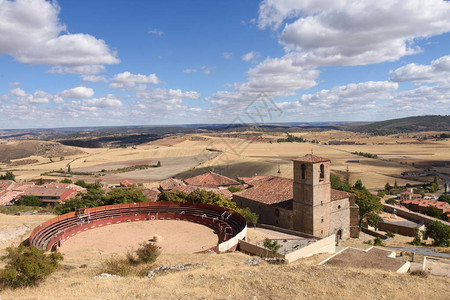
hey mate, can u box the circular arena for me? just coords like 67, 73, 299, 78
29, 201, 247, 253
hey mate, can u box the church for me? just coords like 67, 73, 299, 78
233, 154, 359, 240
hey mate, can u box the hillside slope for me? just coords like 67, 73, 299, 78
350, 115, 450, 135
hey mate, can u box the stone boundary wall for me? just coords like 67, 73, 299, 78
256, 223, 318, 239
383, 204, 450, 226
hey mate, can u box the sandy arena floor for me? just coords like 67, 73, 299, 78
59, 220, 219, 254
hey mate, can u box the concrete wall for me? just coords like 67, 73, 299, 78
284, 234, 335, 263
218, 225, 247, 252
238, 234, 336, 263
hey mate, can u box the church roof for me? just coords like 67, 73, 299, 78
233, 175, 351, 207
292, 154, 330, 163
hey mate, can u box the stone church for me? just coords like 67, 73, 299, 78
233, 154, 359, 239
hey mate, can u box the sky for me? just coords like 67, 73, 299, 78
0, 0, 450, 129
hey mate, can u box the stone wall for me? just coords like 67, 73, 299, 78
329, 197, 350, 239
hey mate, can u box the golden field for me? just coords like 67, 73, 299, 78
1, 130, 449, 189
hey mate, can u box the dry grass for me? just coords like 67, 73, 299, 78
1, 131, 448, 188
0, 251, 449, 299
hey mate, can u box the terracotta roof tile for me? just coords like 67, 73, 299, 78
234, 176, 293, 205
184, 172, 240, 188
159, 178, 186, 191
331, 189, 352, 201
292, 154, 330, 163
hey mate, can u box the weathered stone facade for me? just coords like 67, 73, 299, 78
233, 154, 359, 239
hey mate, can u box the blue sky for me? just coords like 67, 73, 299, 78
1, 0, 450, 129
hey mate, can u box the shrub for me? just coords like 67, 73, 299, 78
98, 257, 132, 277
386, 231, 395, 238
135, 242, 161, 264
385, 198, 398, 205
410, 270, 428, 278
60, 178, 72, 184
15, 195, 42, 207
263, 238, 281, 255
0, 245, 63, 289
373, 237, 383, 246
228, 186, 242, 193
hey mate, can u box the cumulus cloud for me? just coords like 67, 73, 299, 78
49, 65, 106, 75
300, 81, 398, 109
242, 51, 260, 62
148, 28, 164, 36
258, 0, 450, 67
222, 52, 233, 59
81, 75, 108, 82
183, 68, 198, 74
391, 55, 450, 84
0, 0, 119, 71
59, 87, 95, 99
7, 88, 55, 104
109, 71, 162, 89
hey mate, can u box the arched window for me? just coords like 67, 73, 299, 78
301, 164, 306, 179
320, 164, 325, 181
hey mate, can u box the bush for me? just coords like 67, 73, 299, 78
14, 195, 42, 207
373, 237, 383, 246
135, 242, 161, 264
385, 198, 398, 205
60, 179, 72, 183
263, 238, 281, 255
386, 231, 395, 238
99, 257, 133, 277
228, 186, 242, 193
0, 245, 63, 289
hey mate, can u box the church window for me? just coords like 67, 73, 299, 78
301, 164, 306, 179
321, 217, 324, 223
338, 205, 341, 209
320, 164, 325, 181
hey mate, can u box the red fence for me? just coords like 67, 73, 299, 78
29, 201, 247, 252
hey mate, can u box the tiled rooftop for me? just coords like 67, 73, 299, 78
292, 154, 330, 163
184, 171, 240, 188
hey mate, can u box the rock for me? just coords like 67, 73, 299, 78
244, 257, 264, 266
263, 257, 288, 264
93, 273, 120, 279
153, 234, 162, 242
205, 250, 217, 254
146, 263, 207, 279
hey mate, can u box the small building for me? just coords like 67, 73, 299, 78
184, 171, 242, 189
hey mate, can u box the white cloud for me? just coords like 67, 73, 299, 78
0, 0, 119, 71
183, 68, 198, 74
81, 95, 123, 108
49, 65, 106, 75
258, 0, 450, 67
222, 52, 233, 59
391, 55, 450, 84
300, 81, 398, 109
8, 81, 20, 87
109, 71, 162, 89
7, 88, 54, 104
81, 75, 108, 82
242, 51, 260, 62
148, 28, 164, 36
59, 87, 95, 99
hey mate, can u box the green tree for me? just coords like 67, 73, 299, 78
344, 166, 350, 186
384, 182, 391, 192
263, 238, 281, 255
426, 221, 450, 247
102, 187, 147, 205
394, 180, 398, 189
55, 198, 97, 215
330, 174, 350, 192
354, 179, 365, 190
0, 171, 15, 181
74, 180, 87, 188
156, 161, 161, 167
15, 196, 42, 207
60, 179, 72, 184
366, 212, 383, 229
423, 206, 443, 219
353, 188, 383, 224
430, 182, 438, 193
67, 165, 71, 173
438, 194, 450, 204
